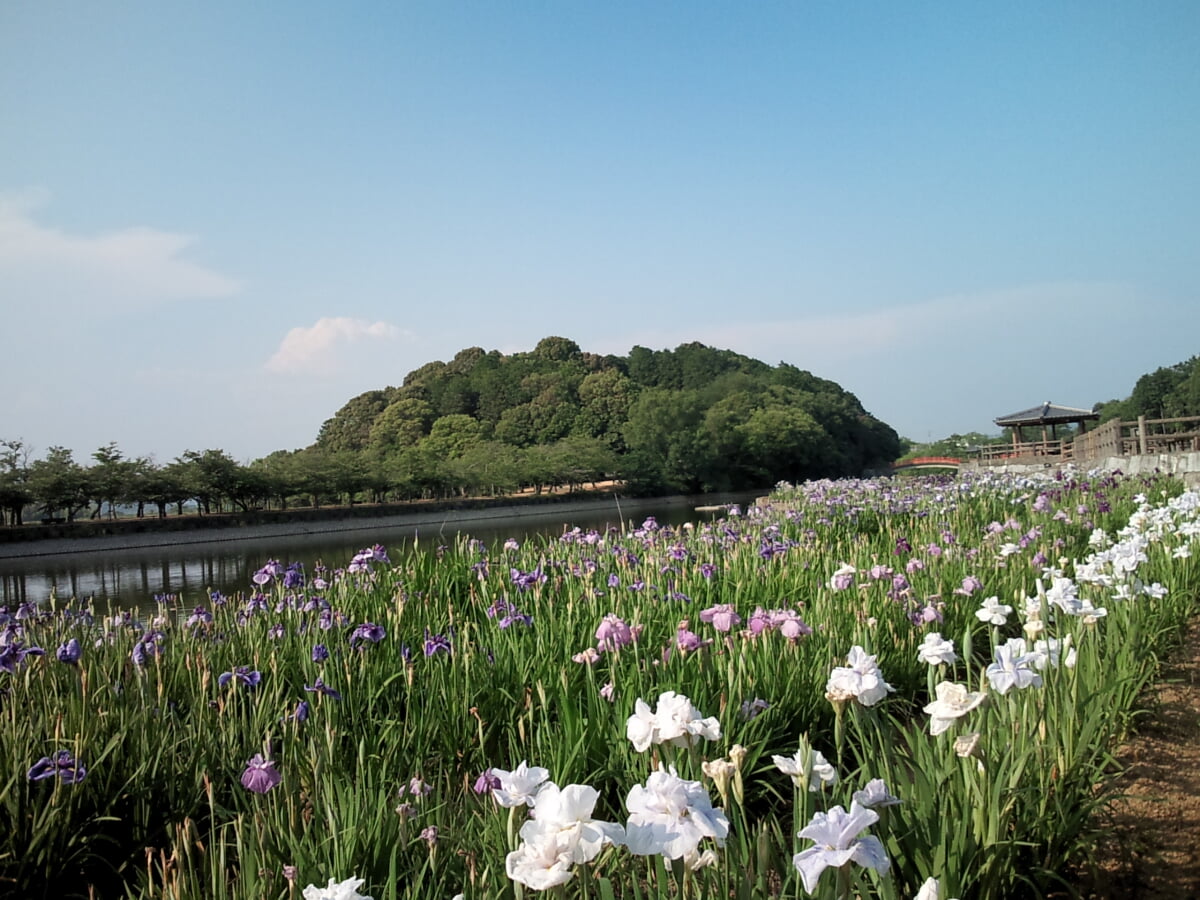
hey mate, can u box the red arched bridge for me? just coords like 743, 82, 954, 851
892, 456, 962, 471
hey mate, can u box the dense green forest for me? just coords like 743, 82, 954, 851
0, 339, 900, 525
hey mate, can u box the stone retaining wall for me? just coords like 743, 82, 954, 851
962, 451, 1200, 488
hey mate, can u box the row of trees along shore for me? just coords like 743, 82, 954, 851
0, 338, 903, 526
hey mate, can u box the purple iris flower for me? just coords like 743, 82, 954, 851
131, 633, 165, 667
28, 750, 87, 784
283, 700, 310, 723
267, 623, 285, 640
775, 610, 813, 641
739, 698, 770, 721
241, 754, 281, 793
185, 607, 213, 629
252, 559, 284, 586
747, 607, 772, 636
312, 643, 329, 662
423, 630, 452, 657
282, 563, 305, 589
675, 625, 710, 653
595, 614, 634, 651
498, 610, 533, 629
489, 598, 532, 628
304, 677, 342, 700
473, 769, 501, 794
699, 603, 741, 633
509, 567, 546, 592
908, 603, 943, 625
956, 576, 984, 596
55, 638, 81, 665
0, 640, 45, 673
349, 622, 385, 648
244, 595, 268, 616
218, 666, 262, 689
894, 537, 912, 554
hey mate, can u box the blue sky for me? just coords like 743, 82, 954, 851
2, 1, 1198, 463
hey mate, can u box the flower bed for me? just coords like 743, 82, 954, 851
2, 469, 1197, 899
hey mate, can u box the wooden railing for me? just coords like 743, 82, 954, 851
975, 440, 1071, 463
972, 415, 1200, 466
1073, 415, 1200, 460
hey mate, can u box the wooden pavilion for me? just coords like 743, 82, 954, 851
993, 401, 1100, 457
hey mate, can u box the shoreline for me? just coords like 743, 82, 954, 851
0, 492, 748, 560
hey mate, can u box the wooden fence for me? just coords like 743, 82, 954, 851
973, 415, 1200, 466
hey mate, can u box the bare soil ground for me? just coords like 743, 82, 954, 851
1085, 619, 1200, 899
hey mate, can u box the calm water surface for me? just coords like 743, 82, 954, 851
0, 494, 757, 613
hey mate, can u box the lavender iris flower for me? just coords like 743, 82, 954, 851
509, 567, 546, 593
55, 638, 81, 665
0, 640, 45, 673
283, 700, 310, 723
349, 622, 385, 648
739, 698, 771, 721
699, 603, 741, 633
424, 630, 452, 657
282, 563, 305, 589
28, 750, 87, 784
312, 643, 329, 662
218, 666, 262, 689
184, 606, 213, 629
473, 770, 501, 794
498, 611, 532, 628
304, 677, 342, 700
252, 559, 284, 586
131, 632, 165, 667
241, 754, 282, 793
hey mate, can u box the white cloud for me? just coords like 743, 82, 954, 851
0, 190, 240, 307
265, 317, 411, 374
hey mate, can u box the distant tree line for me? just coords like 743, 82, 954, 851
896, 432, 1009, 461
1, 338, 901, 526
1093, 356, 1200, 423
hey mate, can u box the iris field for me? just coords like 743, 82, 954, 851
2, 469, 1198, 899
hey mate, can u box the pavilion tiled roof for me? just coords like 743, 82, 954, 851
994, 402, 1100, 427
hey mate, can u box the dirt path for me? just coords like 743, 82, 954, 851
1088, 619, 1200, 899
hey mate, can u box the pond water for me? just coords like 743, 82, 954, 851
0, 492, 760, 613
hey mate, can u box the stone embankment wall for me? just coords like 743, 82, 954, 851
961, 452, 1200, 489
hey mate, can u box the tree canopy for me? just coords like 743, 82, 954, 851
315, 337, 900, 495
3, 338, 903, 523
1094, 356, 1200, 423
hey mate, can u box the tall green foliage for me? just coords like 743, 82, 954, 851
1095, 356, 1200, 422
317, 337, 900, 495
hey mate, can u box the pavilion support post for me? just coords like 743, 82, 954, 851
1138, 415, 1148, 454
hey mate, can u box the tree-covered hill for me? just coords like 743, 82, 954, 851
0, 339, 901, 525
1093, 355, 1200, 422
315, 337, 900, 495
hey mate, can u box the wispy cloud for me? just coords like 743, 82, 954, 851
265, 317, 411, 375
0, 190, 241, 306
